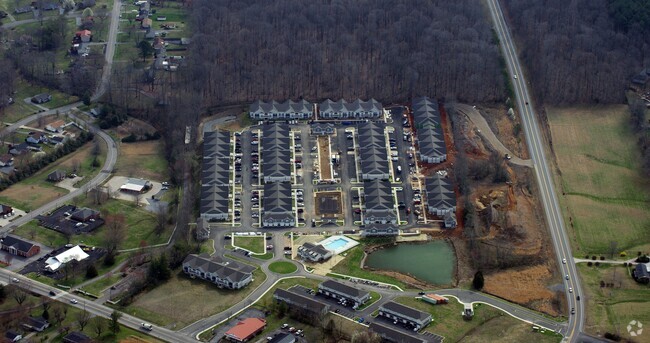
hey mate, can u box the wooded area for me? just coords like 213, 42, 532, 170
186, 0, 505, 106
502, 0, 650, 104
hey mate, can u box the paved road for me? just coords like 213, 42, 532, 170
454, 103, 533, 167
486, 0, 584, 341
0, 270, 189, 342
92, 0, 122, 102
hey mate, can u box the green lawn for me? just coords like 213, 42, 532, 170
548, 106, 650, 255
357, 291, 381, 311
82, 272, 124, 296
13, 198, 171, 250
152, 5, 187, 23
124, 269, 267, 328
394, 296, 511, 342
331, 247, 406, 289
26, 253, 128, 288
268, 261, 298, 274
577, 264, 650, 339
233, 235, 265, 254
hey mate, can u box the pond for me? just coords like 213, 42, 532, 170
365, 240, 455, 285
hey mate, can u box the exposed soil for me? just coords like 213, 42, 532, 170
479, 104, 530, 159
483, 265, 561, 317
318, 136, 332, 180
114, 118, 157, 139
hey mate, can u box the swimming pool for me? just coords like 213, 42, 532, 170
319, 235, 359, 255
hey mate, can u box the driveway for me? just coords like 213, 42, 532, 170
55, 176, 84, 191
453, 103, 533, 167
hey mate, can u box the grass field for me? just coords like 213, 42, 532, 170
548, 106, 650, 254
114, 140, 168, 181
126, 268, 267, 328
13, 198, 170, 250
233, 235, 265, 254
394, 296, 509, 342
577, 264, 650, 339
83, 272, 124, 296
268, 261, 298, 274
331, 247, 407, 289
460, 314, 562, 343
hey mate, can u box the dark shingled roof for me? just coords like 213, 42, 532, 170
1, 235, 37, 254
320, 279, 369, 299
381, 301, 432, 322
369, 322, 430, 343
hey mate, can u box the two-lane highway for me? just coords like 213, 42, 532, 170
486, 0, 585, 341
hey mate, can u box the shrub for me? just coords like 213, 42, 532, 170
587, 262, 593, 266
595, 262, 601, 266
86, 264, 98, 279
592, 255, 597, 260
600, 256, 605, 260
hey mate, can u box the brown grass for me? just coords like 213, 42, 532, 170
114, 140, 168, 180
0, 184, 65, 210
483, 265, 559, 316
318, 136, 332, 180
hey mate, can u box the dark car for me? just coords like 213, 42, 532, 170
418, 292, 425, 295
49, 290, 56, 296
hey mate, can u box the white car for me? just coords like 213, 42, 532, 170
513, 75, 517, 79
562, 258, 566, 264
568, 288, 573, 293
70, 299, 78, 304
11, 277, 19, 283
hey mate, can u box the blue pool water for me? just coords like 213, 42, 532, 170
323, 238, 348, 251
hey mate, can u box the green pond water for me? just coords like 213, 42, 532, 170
365, 241, 455, 285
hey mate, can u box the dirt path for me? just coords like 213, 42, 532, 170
454, 103, 533, 167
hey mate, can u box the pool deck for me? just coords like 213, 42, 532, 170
318, 235, 359, 255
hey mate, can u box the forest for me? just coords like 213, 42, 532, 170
501, 0, 650, 105
186, 0, 506, 107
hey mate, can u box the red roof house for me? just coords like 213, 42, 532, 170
224, 318, 266, 342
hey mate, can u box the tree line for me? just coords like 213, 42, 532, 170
184, 0, 505, 107
501, 0, 650, 104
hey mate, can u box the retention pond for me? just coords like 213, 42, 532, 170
365, 240, 455, 285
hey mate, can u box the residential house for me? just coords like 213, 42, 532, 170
424, 175, 456, 216
262, 182, 294, 227
273, 288, 330, 320
310, 123, 335, 136
412, 97, 447, 164
48, 170, 66, 182
50, 136, 66, 145
633, 264, 649, 284
297, 242, 332, 262
22, 317, 49, 332
182, 254, 254, 290
26, 132, 47, 144
31, 93, 52, 104
14, 6, 32, 14
4, 330, 23, 343
10, 143, 38, 156
318, 280, 370, 307
41, 3, 58, 11
378, 301, 432, 330
200, 130, 231, 221
0, 235, 40, 258
70, 208, 100, 222
223, 318, 266, 343
319, 99, 382, 119
63, 331, 92, 343
0, 154, 13, 167
262, 123, 292, 183
141, 18, 152, 29
75, 30, 92, 43
357, 122, 390, 180
249, 100, 313, 120
152, 37, 165, 54
45, 120, 66, 132
363, 179, 397, 225
0, 204, 11, 217
369, 322, 430, 343
361, 223, 399, 237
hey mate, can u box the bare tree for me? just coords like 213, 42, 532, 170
13, 288, 27, 305
92, 316, 105, 337
104, 214, 127, 256
153, 202, 167, 235
52, 303, 67, 325
76, 309, 90, 331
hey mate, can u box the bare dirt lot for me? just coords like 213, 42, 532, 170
318, 135, 332, 180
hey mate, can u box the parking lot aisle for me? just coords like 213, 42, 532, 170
297, 127, 313, 228
240, 130, 254, 229
335, 127, 355, 227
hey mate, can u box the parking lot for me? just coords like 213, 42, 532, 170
208, 108, 431, 232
